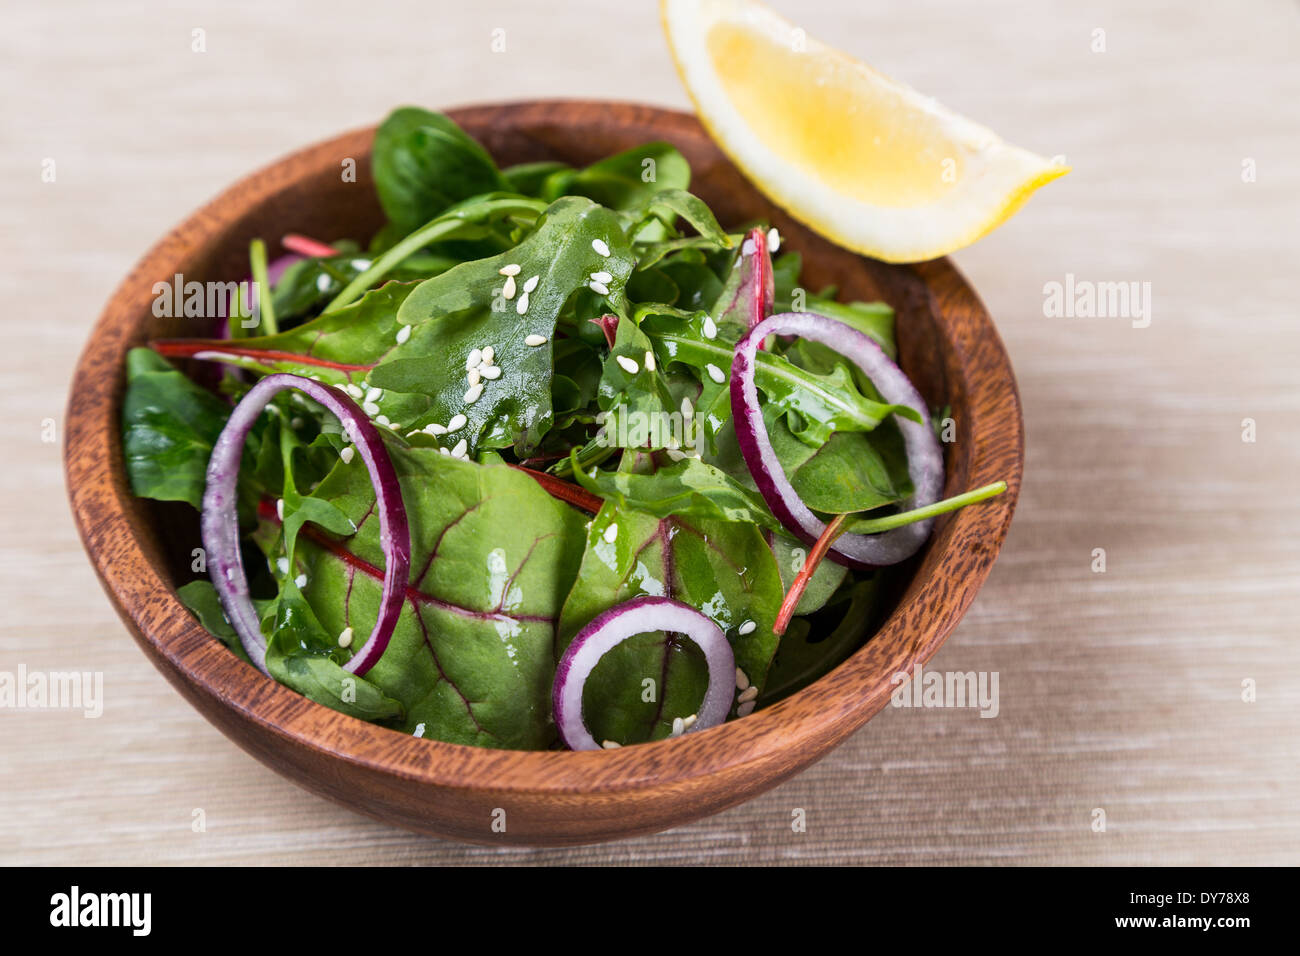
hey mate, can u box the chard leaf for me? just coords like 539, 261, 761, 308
372, 107, 508, 235
556, 503, 784, 745
278, 447, 588, 748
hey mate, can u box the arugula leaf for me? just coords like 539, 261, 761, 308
121, 348, 255, 509
556, 503, 784, 744
372, 107, 508, 235
640, 312, 922, 446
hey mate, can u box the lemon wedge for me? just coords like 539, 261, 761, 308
661, 0, 1068, 262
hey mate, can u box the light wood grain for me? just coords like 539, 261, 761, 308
2, 0, 1297, 864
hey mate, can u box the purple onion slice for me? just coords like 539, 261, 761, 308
201, 373, 410, 676
730, 312, 944, 569
553, 597, 736, 751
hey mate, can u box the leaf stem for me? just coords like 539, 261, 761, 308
322, 197, 546, 314
774, 514, 847, 635
842, 481, 1007, 535
248, 239, 278, 336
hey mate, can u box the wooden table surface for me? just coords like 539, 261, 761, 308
2, 0, 1296, 865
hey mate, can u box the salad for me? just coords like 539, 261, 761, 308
122, 106, 1005, 751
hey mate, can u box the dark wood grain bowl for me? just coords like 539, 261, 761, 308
65, 100, 1023, 846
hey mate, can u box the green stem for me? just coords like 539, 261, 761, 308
248, 239, 278, 336
842, 481, 1008, 535
322, 197, 546, 314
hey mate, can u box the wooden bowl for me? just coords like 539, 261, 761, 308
64, 101, 1023, 845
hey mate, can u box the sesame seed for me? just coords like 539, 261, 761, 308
702, 316, 718, 339
294, 574, 308, 589
481, 365, 502, 380
345, 383, 364, 399
464, 383, 483, 404
591, 270, 613, 283
603, 523, 618, 543
671, 717, 685, 737
665, 448, 687, 461
522, 275, 539, 294
737, 700, 756, 717
376, 414, 391, 426
644, 350, 656, 371
438, 447, 449, 456
735, 667, 750, 691
601, 739, 621, 749
502, 275, 516, 299
742, 237, 756, 256
616, 355, 639, 375
592, 238, 610, 257
482, 346, 495, 363
447, 413, 467, 431
682, 713, 698, 729
362, 401, 380, 416
275, 498, 285, 520
451, 438, 468, 458
524, 334, 547, 347
499, 263, 521, 276
465, 348, 482, 370
589, 281, 610, 296
338, 627, 354, 648
425, 422, 448, 436
413, 723, 426, 738
516, 291, 529, 315
467, 368, 481, 386
386, 421, 399, 430
739, 686, 758, 703
276, 557, 289, 575
738, 619, 757, 635
395, 324, 412, 344
705, 363, 726, 384
366, 387, 383, 403
681, 397, 694, 418
340, 446, 355, 464
767, 227, 781, 252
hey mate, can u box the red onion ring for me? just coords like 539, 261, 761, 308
730, 312, 944, 569
552, 597, 736, 750
201, 373, 410, 676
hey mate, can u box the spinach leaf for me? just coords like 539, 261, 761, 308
121, 348, 253, 509
767, 531, 849, 617
786, 427, 912, 514
555, 142, 691, 211
574, 457, 781, 532
759, 578, 879, 704
556, 502, 784, 745
372, 107, 508, 235
177, 580, 260, 664
374, 197, 636, 454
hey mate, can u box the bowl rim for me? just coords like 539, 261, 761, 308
64, 99, 1023, 798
